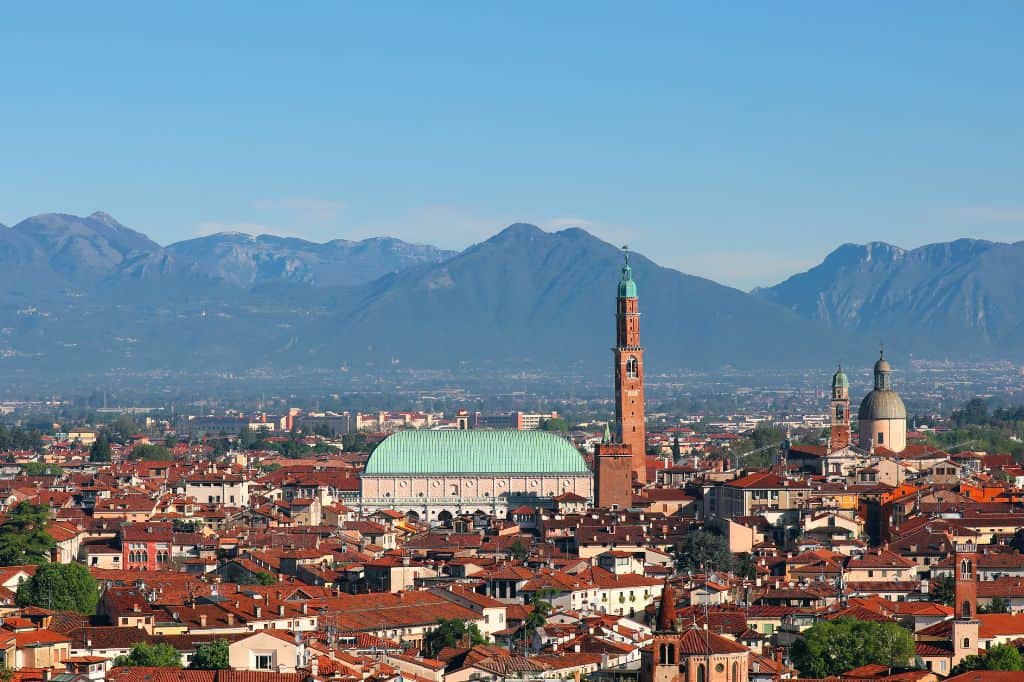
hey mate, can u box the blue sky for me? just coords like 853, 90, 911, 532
1, 2, 1022, 289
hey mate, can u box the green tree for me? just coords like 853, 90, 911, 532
423, 619, 486, 657
790, 618, 915, 678
254, 571, 276, 586
953, 398, 990, 427
524, 591, 553, 637
735, 552, 757, 580
0, 502, 54, 565
980, 596, 1011, 614
951, 643, 1024, 675
19, 462, 62, 476
113, 642, 182, 668
89, 436, 112, 462
932, 575, 955, 606
541, 418, 568, 432
190, 639, 230, 669
508, 538, 530, 562
15, 562, 99, 614
342, 432, 375, 453
677, 530, 734, 573
131, 444, 174, 461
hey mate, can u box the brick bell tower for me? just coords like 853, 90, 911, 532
614, 247, 647, 484
952, 540, 979, 666
830, 364, 851, 451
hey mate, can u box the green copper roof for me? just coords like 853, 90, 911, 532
364, 429, 590, 475
832, 365, 849, 388
618, 252, 637, 299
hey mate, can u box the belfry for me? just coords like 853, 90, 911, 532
613, 248, 647, 483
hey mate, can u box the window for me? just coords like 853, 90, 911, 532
696, 663, 706, 682
878, 432, 884, 445
625, 356, 638, 378
255, 654, 273, 670
963, 637, 971, 649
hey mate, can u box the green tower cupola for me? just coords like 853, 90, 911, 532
617, 247, 637, 299
832, 364, 849, 389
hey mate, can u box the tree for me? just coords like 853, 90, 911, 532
677, 530, 734, 573
89, 436, 112, 462
541, 418, 568, 432
790, 618, 915, 678
508, 538, 530, 562
131, 444, 174, 461
113, 642, 181, 668
953, 398, 990, 427
16, 562, 99, 614
191, 639, 230, 669
735, 553, 757, 580
19, 462, 62, 476
980, 596, 1010, 614
524, 591, 553, 637
951, 643, 1024, 675
254, 571, 276, 586
932, 575, 955, 606
423, 619, 486, 657
0, 502, 54, 565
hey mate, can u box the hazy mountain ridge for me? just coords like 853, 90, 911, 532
755, 238, 1024, 358
0, 211, 1017, 380
166, 232, 457, 288
0, 212, 456, 292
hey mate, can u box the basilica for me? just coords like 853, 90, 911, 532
829, 349, 908, 454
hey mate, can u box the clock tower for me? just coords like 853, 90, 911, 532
614, 248, 647, 484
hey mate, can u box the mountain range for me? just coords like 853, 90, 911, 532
754, 239, 1024, 359
0, 211, 1019, 382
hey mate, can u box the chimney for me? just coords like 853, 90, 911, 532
226, 613, 235, 626
301, 603, 308, 615
279, 604, 285, 617
200, 614, 208, 627
255, 605, 262, 619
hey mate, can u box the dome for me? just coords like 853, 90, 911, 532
618, 263, 637, 299
858, 390, 907, 421
832, 366, 848, 389
364, 429, 590, 475
874, 357, 891, 374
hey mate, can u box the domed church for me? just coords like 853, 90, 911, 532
857, 349, 907, 453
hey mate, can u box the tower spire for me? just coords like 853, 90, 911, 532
613, 245, 646, 483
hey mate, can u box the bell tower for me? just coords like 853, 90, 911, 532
830, 365, 850, 451
614, 247, 647, 484
952, 540, 979, 666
